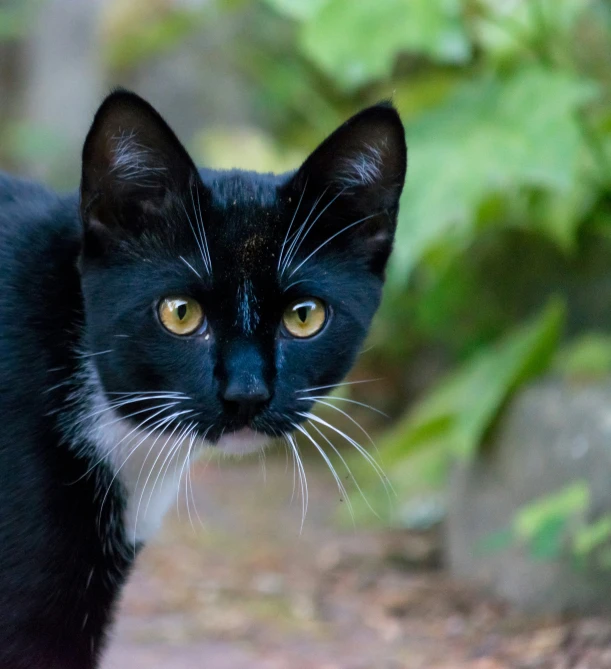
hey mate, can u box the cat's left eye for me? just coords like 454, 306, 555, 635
158, 297, 205, 336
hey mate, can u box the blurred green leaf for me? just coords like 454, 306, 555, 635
514, 481, 589, 540
261, 0, 328, 21
380, 299, 564, 464
514, 481, 589, 560
528, 515, 568, 561
554, 333, 611, 379
390, 67, 598, 280
299, 0, 470, 91
474, 0, 590, 63
573, 513, 611, 557
530, 179, 596, 252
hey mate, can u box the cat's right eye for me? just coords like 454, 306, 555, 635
158, 297, 205, 336
282, 298, 327, 338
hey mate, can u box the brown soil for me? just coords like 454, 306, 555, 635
103, 457, 611, 669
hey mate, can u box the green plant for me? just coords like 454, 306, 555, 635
478, 482, 611, 569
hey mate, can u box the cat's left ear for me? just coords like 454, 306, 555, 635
287, 102, 407, 273
80, 89, 200, 246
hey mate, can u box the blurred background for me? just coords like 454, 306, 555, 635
4, 0, 611, 666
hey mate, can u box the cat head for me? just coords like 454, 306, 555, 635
79, 90, 406, 455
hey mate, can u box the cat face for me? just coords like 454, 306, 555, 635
79, 91, 406, 455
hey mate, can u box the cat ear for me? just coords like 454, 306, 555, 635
80, 89, 199, 244
287, 102, 407, 274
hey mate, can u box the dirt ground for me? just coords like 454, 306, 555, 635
103, 456, 611, 669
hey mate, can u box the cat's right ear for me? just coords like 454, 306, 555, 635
80, 90, 200, 249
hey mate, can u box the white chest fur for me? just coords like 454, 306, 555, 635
85, 396, 196, 544
66, 362, 269, 545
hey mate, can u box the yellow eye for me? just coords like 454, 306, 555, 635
158, 297, 205, 336
282, 298, 327, 338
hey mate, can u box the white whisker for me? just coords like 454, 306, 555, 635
78, 349, 113, 359
299, 395, 388, 418
307, 420, 379, 520
289, 212, 381, 277
301, 398, 384, 460
297, 378, 383, 394
72, 394, 187, 427
280, 187, 328, 276
71, 402, 184, 484
106, 390, 189, 398
278, 177, 308, 272
283, 187, 346, 275
177, 426, 210, 531
180, 198, 209, 276
194, 182, 212, 274
286, 432, 308, 532
143, 421, 194, 519
294, 423, 354, 523
96, 410, 183, 523
94, 401, 180, 432
187, 434, 207, 531
132, 412, 193, 544
179, 256, 202, 279
298, 411, 394, 499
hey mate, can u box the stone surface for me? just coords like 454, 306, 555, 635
447, 378, 611, 614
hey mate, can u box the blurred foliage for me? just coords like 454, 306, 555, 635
554, 333, 611, 380
479, 481, 611, 570
6, 0, 611, 534
100, 0, 203, 69
380, 300, 563, 465
515, 480, 589, 561
0, 0, 40, 41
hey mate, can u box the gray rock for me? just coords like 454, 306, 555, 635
446, 378, 611, 614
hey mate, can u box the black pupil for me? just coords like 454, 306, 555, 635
297, 306, 309, 323
177, 303, 188, 321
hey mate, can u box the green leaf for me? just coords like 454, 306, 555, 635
530, 178, 596, 252
554, 333, 611, 380
528, 516, 568, 561
380, 299, 565, 465
573, 514, 611, 557
514, 481, 589, 540
390, 68, 598, 281
475, 0, 590, 62
299, 0, 470, 90
261, 0, 328, 21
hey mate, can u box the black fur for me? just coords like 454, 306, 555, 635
0, 91, 406, 667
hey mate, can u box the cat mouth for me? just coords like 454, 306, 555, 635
214, 427, 270, 456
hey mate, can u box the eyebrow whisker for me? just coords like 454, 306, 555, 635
179, 255, 202, 279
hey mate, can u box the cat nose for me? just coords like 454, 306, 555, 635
220, 342, 272, 417
222, 378, 271, 408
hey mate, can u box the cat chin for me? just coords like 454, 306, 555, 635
214, 428, 270, 457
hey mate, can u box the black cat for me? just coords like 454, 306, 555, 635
0, 90, 406, 668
